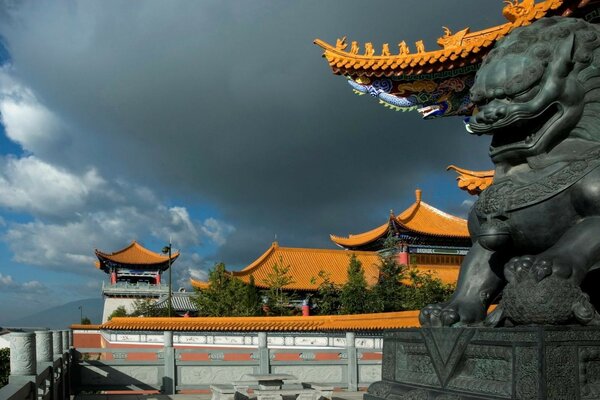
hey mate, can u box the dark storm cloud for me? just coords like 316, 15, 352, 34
0, 1, 502, 267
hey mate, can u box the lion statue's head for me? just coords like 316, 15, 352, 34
469, 17, 600, 163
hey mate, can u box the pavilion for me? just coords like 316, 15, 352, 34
95, 241, 185, 322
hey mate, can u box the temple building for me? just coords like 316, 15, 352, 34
192, 189, 465, 292
330, 189, 469, 282
95, 241, 181, 322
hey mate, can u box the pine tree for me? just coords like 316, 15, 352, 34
262, 258, 297, 315
340, 254, 373, 314
313, 270, 341, 315
371, 250, 406, 312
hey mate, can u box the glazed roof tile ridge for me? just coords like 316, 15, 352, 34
95, 240, 180, 265
314, 0, 565, 77
97, 310, 421, 331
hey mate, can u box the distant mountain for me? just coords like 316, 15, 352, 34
3, 297, 103, 330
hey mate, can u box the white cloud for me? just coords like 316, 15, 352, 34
0, 69, 65, 154
0, 155, 106, 218
201, 217, 235, 246
0, 272, 47, 293
0, 273, 14, 286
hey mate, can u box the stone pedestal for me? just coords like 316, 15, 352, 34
366, 326, 600, 400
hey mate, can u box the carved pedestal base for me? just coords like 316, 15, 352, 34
366, 327, 600, 400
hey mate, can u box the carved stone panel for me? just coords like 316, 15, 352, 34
179, 366, 254, 385
272, 365, 343, 383
371, 327, 600, 400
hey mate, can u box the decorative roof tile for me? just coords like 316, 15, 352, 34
314, 0, 566, 77
97, 311, 421, 331
313, 0, 583, 118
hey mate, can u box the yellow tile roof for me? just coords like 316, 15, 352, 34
95, 241, 180, 267
447, 165, 495, 195
191, 244, 382, 291
97, 311, 421, 331
330, 189, 469, 248
314, 0, 565, 77
190, 242, 460, 291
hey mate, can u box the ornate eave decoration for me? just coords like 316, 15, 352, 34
314, 0, 600, 119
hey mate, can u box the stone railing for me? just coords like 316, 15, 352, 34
73, 331, 380, 394
1, 329, 381, 397
0, 330, 72, 400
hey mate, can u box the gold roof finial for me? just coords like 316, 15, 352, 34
398, 41, 410, 56
335, 36, 347, 50
415, 40, 425, 54
502, 0, 535, 22
437, 26, 470, 49
381, 43, 390, 57
364, 42, 375, 56
350, 41, 359, 55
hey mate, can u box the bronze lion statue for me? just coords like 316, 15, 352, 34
420, 16, 600, 327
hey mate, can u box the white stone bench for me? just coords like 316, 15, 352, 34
211, 384, 237, 400
301, 383, 334, 400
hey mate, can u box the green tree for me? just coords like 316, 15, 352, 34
108, 306, 129, 320
0, 347, 9, 388
262, 258, 296, 316
130, 299, 170, 317
312, 270, 341, 315
371, 250, 406, 312
402, 269, 455, 310
340, 254, 373, 314
240, 275, 263, 316
194, 263, 262, 317
80, 316, 92, 325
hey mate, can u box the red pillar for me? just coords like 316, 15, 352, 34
110, 271, 117, 284
156, 274, 161, 285
302, 300, 310, 316
398, 246, 409, 265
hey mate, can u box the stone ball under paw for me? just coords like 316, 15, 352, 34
501, 276, 581, 325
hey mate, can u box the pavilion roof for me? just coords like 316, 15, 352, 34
314, 0, 569, 78
95, 241, 179, 270
191, 243, 382, 291
330, 189, 469, 248
447, 165, 494, 195
96, 310, 420, 331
